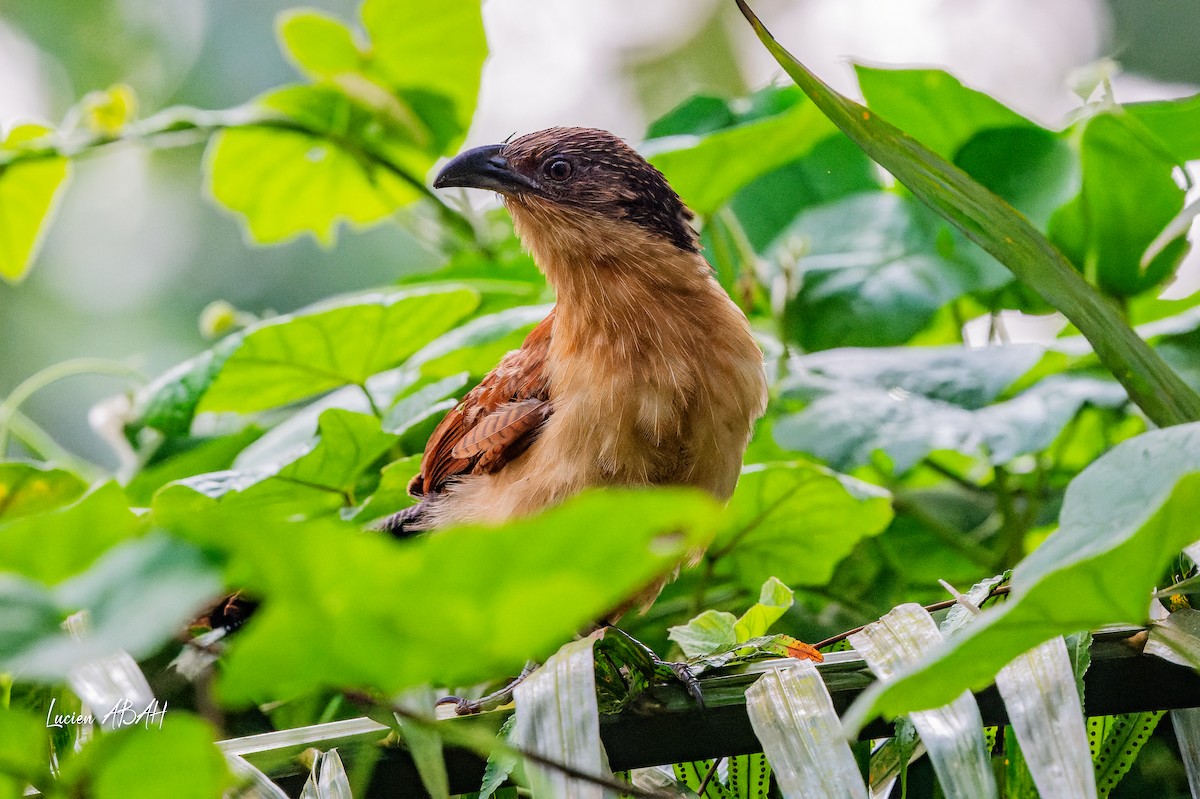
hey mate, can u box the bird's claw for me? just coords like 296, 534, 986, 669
434, 695, 482, 716
665, 660, 705, 709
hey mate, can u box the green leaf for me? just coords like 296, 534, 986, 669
278, 10, 364, 79
0, 708, 49, 792
855, 67, 1036, 159
954, 127, 1079, 228
272, 409, 396, 496
0, 536, 222, 681
0, 462, 87, 522
161, 488, 717, 703
733, 576, 794, 641
207, 85, 425, 245
127, 336, 243, 437
1125, 93, 1200, 163
647, 95, 736, 139
60, 714, 232, 799
360, 0, 486, 132
352, 454, 421, 524
1049, 111, 1188, 297
733, 0, 1200, 427
773, 192, 1010, 350
648, 96, 837, 214
845, 423, 1200, 723
125, 428, 263, 505
713, 462, 892, 591
667, 610, 738, 659
775, 345, 1124, 471
1090, 712, 1164, 798
0, 124, 71, 282
383, 372, 469, 435
0, 482, 143, 584
198, 287, 480, 414
408, 304, 550, 379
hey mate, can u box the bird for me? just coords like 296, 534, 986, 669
381, 127, 768, 554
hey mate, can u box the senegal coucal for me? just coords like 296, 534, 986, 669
382, 127, 768, 544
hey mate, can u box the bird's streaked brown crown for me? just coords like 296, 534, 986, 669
435, 127, 698, 253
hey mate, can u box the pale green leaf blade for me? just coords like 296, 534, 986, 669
667, 610, 738, 659
733, 577, 794, 642
278, 10, 364, 80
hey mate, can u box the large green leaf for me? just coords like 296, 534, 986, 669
157, 487, 717, 702
712, 462, 893, 591
954, 127, 1079, 228
0, 482, 143, 584
845, 423, 1200, 725
855, 67, 1037, 159
0, 708, 48, 796
408, 304, 550, 379
198, 287, 479, 414
0, 462, 87, 522
733, 0, 1200, 427
1049, 111, 1188, 297
206, 85, 426, 245
0, 536, 222, 680
647, 95, 837, 214
0, 124, 71, 283
772, 192, 1010, 350
278, 10, 365, 80
776, 343, 1126, 471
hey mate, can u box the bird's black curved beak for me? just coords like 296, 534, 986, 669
433, 144, 538, 194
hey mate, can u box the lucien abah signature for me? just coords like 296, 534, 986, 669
46, 696, 168, 730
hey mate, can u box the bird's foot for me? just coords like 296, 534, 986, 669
662, 659, 705, 709
436, 661, 538, 716
597, 625, 706, 709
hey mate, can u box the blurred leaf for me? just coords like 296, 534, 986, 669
0, 707, 48, 794
846, 423, 1200, 722
714, 462, 892, 591
856, 67, 1036, 159
728, 134, 880, 251
954, 127, 1079, 227
271, 409, 396, 496
773, 192, 1009, 350
1049, 112, 1188, 297
648, 95, 837, 214
0, 124, 71, 283
279, 10, 364, 79
60, 714, 232, 799
127, 336, 243, 438
158, 487, 717, 703
0, 536, 222, 681
199, 288, 479, 414
668, 610, 737, 659
1125, 93, 1200, 163
361, 0, 486, 133
0, 462, 87, 522
0, 482, 143, 584
300, 747, 355, 799
776, 346, 1124, 471
207, 85, 425, 245
647, 95, 736, 139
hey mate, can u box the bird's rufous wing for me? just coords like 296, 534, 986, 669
410, 310, 555, 497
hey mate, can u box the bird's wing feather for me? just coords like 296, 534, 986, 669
410, 310, 555, 496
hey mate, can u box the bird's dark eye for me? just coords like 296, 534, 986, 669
544, 159, 573, 181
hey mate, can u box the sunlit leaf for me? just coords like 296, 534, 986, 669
1125, 93, 1200, 163
278, 10, 364, 79
0, 124, 71, 282
668, 610, 738, 659
855, 67, 1036, 159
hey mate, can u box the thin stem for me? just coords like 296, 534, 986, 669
811, 585, 1011, 650
6, 410, 102, 478
344, 691, 672, 799
697, 757, 723, 795
0, 358, 145, 456
356, 382, 383, 419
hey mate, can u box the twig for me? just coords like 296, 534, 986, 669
812, 585, 1011, 650
696, 756, 723, 795
343, 691, 675, 799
